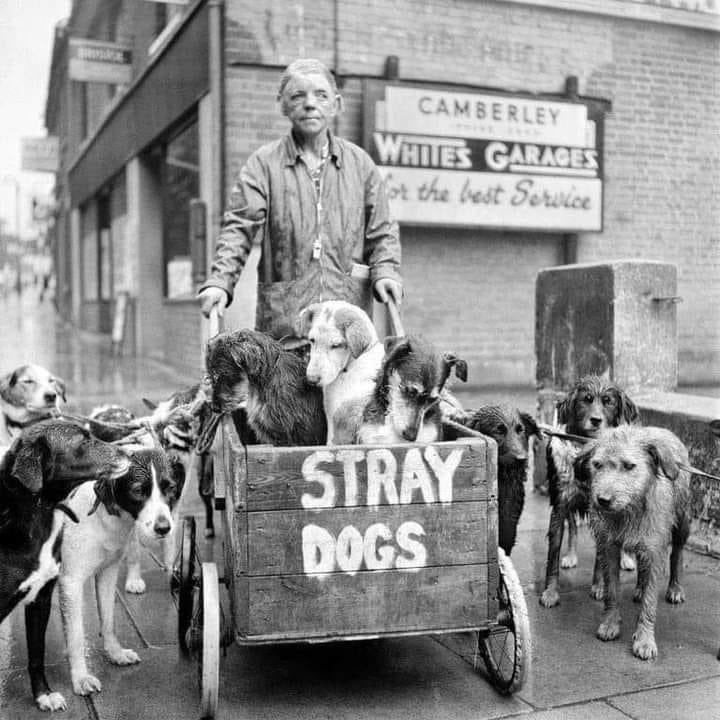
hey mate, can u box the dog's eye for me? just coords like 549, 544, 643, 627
22, 379, 35, 386
404, 386, 418, 398
515, 424, 524, 435
602, 395, 615, 405
584, 394, 593, 403
622, 461, 636, 471
495, 424, 507, 435
330, 342, 345, 350
592, 460, 603, 470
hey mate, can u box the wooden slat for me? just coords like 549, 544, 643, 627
237, 439, 490, 511
234, 564, 488, 639
246, 502, 488, 575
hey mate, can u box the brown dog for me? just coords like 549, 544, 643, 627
575, 425, 691, 660
540, 375, 639, 608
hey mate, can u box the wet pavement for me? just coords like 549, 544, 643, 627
1, 288, 719, 720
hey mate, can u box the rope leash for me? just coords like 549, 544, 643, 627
537, 423, 720, 483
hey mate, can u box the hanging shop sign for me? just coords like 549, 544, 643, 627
363, 81, 605, 232
68, 38, 133, 85
21, 136, 59, 173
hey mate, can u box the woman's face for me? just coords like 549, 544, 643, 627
280, 72, 339, 141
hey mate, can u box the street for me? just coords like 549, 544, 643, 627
0, 288, 719, 720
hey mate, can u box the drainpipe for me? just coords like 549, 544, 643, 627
207, 0, 225, 343
208, 0, 225, 268
561, 75, 579, 265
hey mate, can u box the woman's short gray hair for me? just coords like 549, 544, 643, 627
277, 58, 338, 99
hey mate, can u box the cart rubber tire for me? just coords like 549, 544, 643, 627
177, 515, 196, 653
477, 548, 530, 695
199, 562, 220, 719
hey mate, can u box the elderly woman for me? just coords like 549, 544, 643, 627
198, 58, 402, 343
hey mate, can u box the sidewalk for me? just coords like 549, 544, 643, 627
0, 291, 718, 719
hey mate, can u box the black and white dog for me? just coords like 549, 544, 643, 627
0, 420, 131, 711
58, 448, 184, 697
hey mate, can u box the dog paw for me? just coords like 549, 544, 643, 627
620, 552, 636, 571
124, 576, 146, 594
36, 691, 67, 712
633, 586, 644, 603
597, 615, 621, 641
665, 583, 685, 604
539, 588, 560, 608
632, 630, 658, 660
72, 674, 102, 696
107, 646, 141, 666
589, 583, 605, 601
560, 552, 578, 569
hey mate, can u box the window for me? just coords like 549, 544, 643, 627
162, 119, 199, 298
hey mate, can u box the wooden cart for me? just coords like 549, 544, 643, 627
175, 415, 531, 718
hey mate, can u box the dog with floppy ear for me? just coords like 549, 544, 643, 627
354, 334, 468, 445
0, 364, 67, 446
0, 419, 131, 711
298, 300, 385, 445
574, 425, 691, 660
59, 448, 184, 698
540, 374, 640, 608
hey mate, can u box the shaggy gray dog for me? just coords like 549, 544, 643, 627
574, 425, 691, 660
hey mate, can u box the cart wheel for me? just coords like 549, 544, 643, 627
175, 515, 196, 653
476, 548, 530, 695
198, 562, 220, 719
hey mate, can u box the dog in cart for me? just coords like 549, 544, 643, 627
178, 301, 532, 719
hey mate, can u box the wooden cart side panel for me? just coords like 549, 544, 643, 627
237, 563, 488, 639
247, 503, 488, 575
242, 440, 489, 511
484, 435, 500, 615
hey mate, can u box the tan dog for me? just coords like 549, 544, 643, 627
0, 364, 66, 446
298, 300, 384, 445
575, 425, 691, 660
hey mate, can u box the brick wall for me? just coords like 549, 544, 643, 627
223, 0, 720, 387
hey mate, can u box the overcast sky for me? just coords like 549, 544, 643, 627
0, 0, 72, 238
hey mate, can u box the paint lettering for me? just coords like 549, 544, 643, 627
302, 521, 428, 575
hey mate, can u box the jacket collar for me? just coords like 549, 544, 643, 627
283, 130, 342, 168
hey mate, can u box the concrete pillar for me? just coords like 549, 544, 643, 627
126, 156, 163, 357
70, 208, 81, 324
535, 260, 679, 421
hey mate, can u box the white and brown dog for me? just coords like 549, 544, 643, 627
59, 449, 184, 696
298, 300, 385, 445
0, 364, 66, 447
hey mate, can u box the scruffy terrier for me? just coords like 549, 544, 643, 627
574, 425, 691, 660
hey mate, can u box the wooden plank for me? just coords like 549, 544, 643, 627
234, 564, 488, 639
239, 439, 491, 511
247, 502, 488, 575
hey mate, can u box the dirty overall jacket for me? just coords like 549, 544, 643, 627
200, 132, 401, 341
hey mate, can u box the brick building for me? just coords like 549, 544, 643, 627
45, 0, 719, 386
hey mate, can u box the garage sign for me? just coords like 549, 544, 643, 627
364, 81, 605, 232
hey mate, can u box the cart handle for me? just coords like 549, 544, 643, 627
386, 295, 405, 337
208, 304, 221, 339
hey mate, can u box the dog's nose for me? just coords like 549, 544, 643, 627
402, 428, 418, 442
153, 517, 171, 537
590, 416, 603, 427
44, 392, 57, 404
595, 494, 612, 509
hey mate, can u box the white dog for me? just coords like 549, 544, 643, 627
0, 363, 66, 446
298, 300, 384, 445
59, 449, 182, 696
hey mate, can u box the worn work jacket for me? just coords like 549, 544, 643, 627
199, 131, 401, 340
